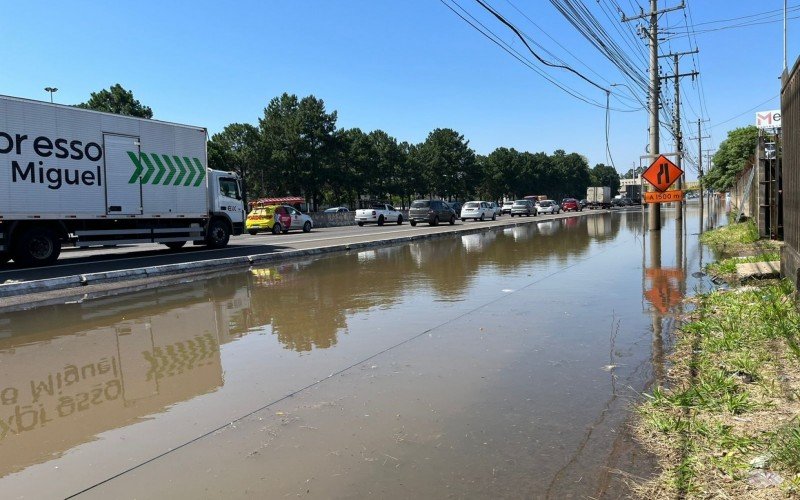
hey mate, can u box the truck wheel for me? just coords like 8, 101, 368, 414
248, 230, 259, 235
377, 216, 385, 226
410, 220, 417, 227
357, 222, 364, 227
164, 241, 187, 250
272, 223, 282, 235
13, 227, 61, 266
303, 221, 312, 233
397, 216, 403, 225
205, 219, 230, 248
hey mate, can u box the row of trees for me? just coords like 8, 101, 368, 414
208, 92, 621, 209
73, 85, 623, 209
704, 126, 759, 192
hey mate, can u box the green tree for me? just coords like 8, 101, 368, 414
589, 163, 621, 194
482, 147, 522, 200
551, 150, 591, 200
417, 128, 476, 200
705, 126, 759, 191
207, 123, 259, 205
259, 93, 338, 210
76, 84, 153, 118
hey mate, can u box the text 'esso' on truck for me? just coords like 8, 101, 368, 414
0, 94, 245, 266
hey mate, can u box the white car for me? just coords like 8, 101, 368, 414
460, 201, 495, 221
487, 202, 503, 217
501, 201, 515, 214
537, 199, 561, 215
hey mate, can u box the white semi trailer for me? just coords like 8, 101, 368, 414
0, 95, 244, 266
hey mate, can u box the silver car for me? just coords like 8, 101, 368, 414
537, 199, 561, 215
510, 200, 536, 217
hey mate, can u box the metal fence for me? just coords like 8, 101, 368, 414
781, 58, 800, 289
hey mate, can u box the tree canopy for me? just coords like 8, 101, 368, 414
590, 163, 621, 194
705, 126, 759, 191
76, 84, 153, 118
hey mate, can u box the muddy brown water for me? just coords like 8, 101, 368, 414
0, 204, 722, 499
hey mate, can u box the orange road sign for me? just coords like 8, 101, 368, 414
642, 155, 683, 192
644, 190, 684, 203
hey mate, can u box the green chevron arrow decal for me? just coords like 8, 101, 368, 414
126, 151, 205, 187
172, 156, 188, 185
192, 157, 206, 187
127, 152, 144, 183
150, 154, 167, 184
162, 155, 177, 185
182, 156, 196, 186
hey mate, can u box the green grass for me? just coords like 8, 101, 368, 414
706, 251, 781, 276
700, 220, 759, 248
636, 280, 800, 496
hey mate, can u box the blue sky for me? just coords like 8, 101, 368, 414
1, 1, 795, 180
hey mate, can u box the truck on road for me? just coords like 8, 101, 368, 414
625, 184, 642, 205
355, 203, 403, 226
0, 95, 244, 266
586, 186, 611, 209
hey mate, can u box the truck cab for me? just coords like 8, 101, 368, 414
208, 170, 245, 240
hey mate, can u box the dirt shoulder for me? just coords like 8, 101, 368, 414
633, 222, 800, 498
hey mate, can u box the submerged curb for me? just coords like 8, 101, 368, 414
0, 209, 613, 299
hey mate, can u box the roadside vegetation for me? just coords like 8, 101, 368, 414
635, 223, 800, 498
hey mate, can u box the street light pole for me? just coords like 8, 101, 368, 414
44, 87, 58, 103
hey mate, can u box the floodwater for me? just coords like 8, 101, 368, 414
0, 202, 724, 499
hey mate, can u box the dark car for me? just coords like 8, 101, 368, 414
561, 198, 581, 212
579, 199, 588, 208
448, 201, 463, 215
611, 197, 632, 207
409, 199, 457, 226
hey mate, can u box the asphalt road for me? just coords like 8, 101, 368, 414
0, 209, 627, 284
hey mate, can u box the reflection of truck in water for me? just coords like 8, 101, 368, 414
0, 281, 250, 478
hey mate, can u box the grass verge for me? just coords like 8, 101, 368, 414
634, 219, 800, 497
700, 220, 780, 259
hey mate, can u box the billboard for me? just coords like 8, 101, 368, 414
756, 110, 781, 129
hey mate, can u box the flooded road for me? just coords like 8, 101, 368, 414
0, 203, 723, 499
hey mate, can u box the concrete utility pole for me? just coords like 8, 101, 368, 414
690, 119, 710, 214
658, 49, 698, 221
623, 0, 685, 230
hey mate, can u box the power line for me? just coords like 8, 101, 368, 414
711, 94, 780, 129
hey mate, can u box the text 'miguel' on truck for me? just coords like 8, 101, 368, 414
0, 94, 245, 266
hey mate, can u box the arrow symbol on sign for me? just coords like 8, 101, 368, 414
182, 156, 196, 186
657, 162, 670, 185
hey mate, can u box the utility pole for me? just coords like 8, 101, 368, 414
658, 49, 698, 221
623, 0, 684, 231
689, 119, 710, 214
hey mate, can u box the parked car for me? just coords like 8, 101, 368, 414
355, 203, 403, 226
537, 200, 561, 215
510, 199, 536, 217
611, 196, 633, 207
579, 199, 589, 209
561, 198, 581, 212
460, 201, 495, 221
448, 201, 463, 215
246, 205, 313, 235
487, 201, 503, 217
323, 206, 349, 213
409, 199, 457, 226
501, 201, 515, 214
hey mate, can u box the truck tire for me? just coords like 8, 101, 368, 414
164, 241, 187, 250
205, 219, 230, 248
303, 221, 312, 233
13, 227, 61, 266
397, 216, 403, 225
377, 216, 385, 226
272, 223, 282, 235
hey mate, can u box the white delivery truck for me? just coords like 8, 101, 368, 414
586, 186, 611, 209
0, 95, 244, 266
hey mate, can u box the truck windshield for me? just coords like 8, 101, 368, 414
219, 178, 241, 200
